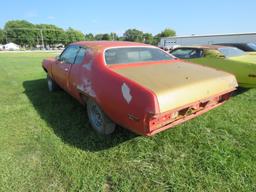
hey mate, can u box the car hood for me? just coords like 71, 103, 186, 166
229, 55, 256, 64
112, 62, 237, 113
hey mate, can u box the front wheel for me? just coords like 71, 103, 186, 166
87, 99, 116, 135
47, 75, 59, 92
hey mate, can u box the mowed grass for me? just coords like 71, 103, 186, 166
0, 52, 255, 192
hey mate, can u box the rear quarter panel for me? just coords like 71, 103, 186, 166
92, 53, 159, 135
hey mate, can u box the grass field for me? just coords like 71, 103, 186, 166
0, 52, 255, 192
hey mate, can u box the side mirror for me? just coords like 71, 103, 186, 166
55, 56, 61, 61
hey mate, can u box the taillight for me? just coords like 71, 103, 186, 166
147, 93, 232, 131
148, 112, 178, 130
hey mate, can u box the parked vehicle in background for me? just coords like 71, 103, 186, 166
4, 42, 20, 51
42, 41, 237, 136
216, 43, 256, 54
170, 45, 256, 88
159, 32, 256, 50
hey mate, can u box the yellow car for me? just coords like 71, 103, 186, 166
216, 43, 256, 55
170, 45, 256, 88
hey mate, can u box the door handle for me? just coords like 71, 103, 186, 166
64, 68, 69, 72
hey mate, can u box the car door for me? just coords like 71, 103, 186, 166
52, 45, 80, 91
68, 47, 91, 100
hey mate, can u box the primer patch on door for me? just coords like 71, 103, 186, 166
77, 79, 96, 97
121, 83, 132, 104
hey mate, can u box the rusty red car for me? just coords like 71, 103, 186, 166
42, 41, 238, 136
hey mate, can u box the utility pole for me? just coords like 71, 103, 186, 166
40, 29, 45, 49
5, 30, 8, 43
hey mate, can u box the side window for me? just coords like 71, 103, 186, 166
74, 47, 87, 64
60, 46, 80, 64
190, 49, 203, 58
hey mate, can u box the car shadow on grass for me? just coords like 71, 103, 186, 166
232, 87, 250, 97
23, 79, 137, 152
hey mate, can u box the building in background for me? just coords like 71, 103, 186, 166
159, 32, 256, 50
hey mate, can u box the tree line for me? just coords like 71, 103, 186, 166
0, 20, 176, 48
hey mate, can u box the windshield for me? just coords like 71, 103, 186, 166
218, 47, 245, 58
171, 48, 203, 59
247, 43, 256, 51
105, 47, 173, 65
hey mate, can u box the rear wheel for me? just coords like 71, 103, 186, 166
87, 99, 116, 135
47, 75, 59, 92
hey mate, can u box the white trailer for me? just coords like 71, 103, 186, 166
159, 32, 256, 49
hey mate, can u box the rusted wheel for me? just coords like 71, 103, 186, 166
87, 99, 116, 135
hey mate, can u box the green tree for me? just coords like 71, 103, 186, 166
159, 28, 176, 37
123, 29, 144, 42
36, 24, 66, 47
85, 33, 95, 41
110, 32, 118, 41
94, 33, 118, 41
102, 33, 111, 40
118, 36, 125, 41
143, 33, 154, 44
0, 29, 5, 44
154, 28, 176, 45
65, 28, 85, 44
4, 20, 37, 47
95, 34, 104, 40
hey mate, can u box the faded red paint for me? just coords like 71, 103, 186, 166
42, 41, 235, 136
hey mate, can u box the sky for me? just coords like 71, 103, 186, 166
0, 0, 255, 36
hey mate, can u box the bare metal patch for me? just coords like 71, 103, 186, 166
121, 83, 132, 104
77, 79, 96, 97
82, 59, 93, 70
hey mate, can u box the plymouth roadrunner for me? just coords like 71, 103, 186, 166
42, 41, 238, 136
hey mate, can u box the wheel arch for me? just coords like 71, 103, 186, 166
43, 66, 48, 73
79, 92, 97, 106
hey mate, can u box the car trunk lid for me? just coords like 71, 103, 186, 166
112, 61, 237, 113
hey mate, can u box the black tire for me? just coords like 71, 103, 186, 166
87, 99, 116, 135
47, 75, 58, 92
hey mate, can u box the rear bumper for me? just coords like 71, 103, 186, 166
144, 88, 236, 136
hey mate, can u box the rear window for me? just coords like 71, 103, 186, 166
247, 43, 256, 51
218, 47, 245, 58
105, 47, 173, 65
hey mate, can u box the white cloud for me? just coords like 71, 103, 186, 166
47, 16, 56, 20
25, 10, 38, 18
